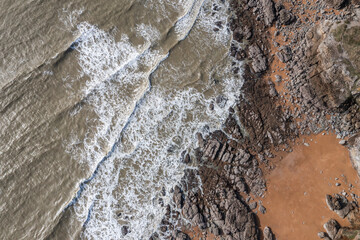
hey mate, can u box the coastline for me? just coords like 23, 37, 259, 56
168, 0, 360, 239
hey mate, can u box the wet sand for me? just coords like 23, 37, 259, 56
257, 133, 360, 239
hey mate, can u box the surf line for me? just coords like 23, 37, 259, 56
63, 1, 207, 225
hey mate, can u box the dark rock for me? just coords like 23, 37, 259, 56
279, 9, 294, 25
325, 0, 348, 9
323, 219, 340, 239
121, 226, 129, 236
325, 194, 351, 218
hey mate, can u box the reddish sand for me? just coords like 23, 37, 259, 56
184, 226, 218, 240
257, 133, 360, 240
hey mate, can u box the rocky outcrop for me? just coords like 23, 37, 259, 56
300, 11, 360, 111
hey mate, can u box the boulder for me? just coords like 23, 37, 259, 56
260, 0, 276, 26
323, 219, 340, 239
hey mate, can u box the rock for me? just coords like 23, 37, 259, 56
203, 139, 221, 160
259, 204, 267, 214
183, 154, 191, 164
260, 0, 276, 26
279, 9, 294, 25
248, 0, 257, 8
325, 0, 347, 9
174, 231, 191, 240
323, 219, 340, 239
326, 194, 351, 218
216, 95, 228, 108
249, 202, 257, 210
196, 132, 205, 149
349, 135, 360, 178
263, 226, 274, 240
317, 231, 327, 238
336, 203, 351, 218
275, 75, 282, 82
339, 139, 347, 145
173, 186, 184, 208
249, 44, 268, 73
276, 46, 292, 63
210, 225, 220, 236
268, 81, 278, 97
121, 226, 129, 236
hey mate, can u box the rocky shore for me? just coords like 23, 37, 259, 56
151, 0, 360, 239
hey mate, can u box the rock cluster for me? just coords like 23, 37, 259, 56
160, 0, 360, 239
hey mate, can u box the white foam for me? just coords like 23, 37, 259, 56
63, 0, 245, 239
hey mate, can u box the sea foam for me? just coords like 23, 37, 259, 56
63, 0, 244, 239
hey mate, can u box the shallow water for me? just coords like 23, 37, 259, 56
0, 0, 243, 239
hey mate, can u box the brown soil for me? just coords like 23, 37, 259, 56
257, 132, 360, 239
184, 227, 218, 240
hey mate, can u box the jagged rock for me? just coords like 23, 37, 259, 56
220, 194, 258, 239
203, 139, 221, 160
325, 194, 351, 218
260, 0, 276, 26
263, 226, 274, 240
323, 219, 340, 239
173, 186, 184, 209
249, 44, 268, 73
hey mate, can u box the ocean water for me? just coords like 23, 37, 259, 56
0, 0, 244, 239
